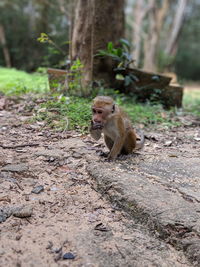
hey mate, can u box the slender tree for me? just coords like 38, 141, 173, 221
165, 0, 188, 56
143, 0, 169, 71
0, 24, 11, 67
131, 0, 152, 67
128, 0, 188, 72
71, 0, 125, 88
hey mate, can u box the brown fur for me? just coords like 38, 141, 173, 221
90, 96, 144, 160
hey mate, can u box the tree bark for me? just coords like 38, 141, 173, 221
143, 0, 157, 72
0, 24, 11, 67
71, 0, 125, 87
71, 0, 93, 86
131, 0, 152, 67
58, 0, 77, 57
165, 0, 188, 55
143, 0, 169, 72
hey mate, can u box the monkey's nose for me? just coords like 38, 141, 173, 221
94, 119, 101, 123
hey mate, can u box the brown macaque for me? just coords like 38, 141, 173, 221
90, 96, 144, 160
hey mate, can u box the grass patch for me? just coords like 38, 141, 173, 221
115, 96, 180, 128
121, 101, 178, 127
1, 68, 199, 131
0, 67, 48, 95
34, 95, 91, 131
33, 94, 180, 131
183, 87, 200, 116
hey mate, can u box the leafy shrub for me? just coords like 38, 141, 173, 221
97, 39, 138, 87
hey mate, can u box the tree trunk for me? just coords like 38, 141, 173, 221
71, 0, 93, 86
143, 0, 157, 72
58, 0, 77, 58
71, 0, 125, 87
143, 0, 169, 72
131, 0, 152, 67
0, 24, 11, 68
165, 0, 187, 55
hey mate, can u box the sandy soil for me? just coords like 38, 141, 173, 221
1, 95, 199, 266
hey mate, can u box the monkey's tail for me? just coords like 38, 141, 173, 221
135, 130, 145, 150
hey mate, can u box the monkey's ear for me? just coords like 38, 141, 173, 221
112, 104, 115, 113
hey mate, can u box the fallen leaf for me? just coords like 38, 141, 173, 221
164, 140, 173, 146
0, 97, 6, 110
94, 223, 110, 232
168, 154, 178, 158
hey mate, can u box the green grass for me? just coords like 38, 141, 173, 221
121, 101, 178, 127
115, 96, 180, 128
1, 68, 199, 132
33, 94, 180, 131
183, 87, 200, 116
0, 67, 48, 95
34, 95, 91, 131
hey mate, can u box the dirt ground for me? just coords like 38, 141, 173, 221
0, 95, 199, 267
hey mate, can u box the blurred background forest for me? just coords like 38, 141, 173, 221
0, 0, 199, 81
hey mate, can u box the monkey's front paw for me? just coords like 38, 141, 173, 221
91, 123, 103, 130
104, 158, 112, 162
98, 151, 109, 157
105, 155, 115, 162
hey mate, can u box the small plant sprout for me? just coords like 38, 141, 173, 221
37, 33, 67, 55
97, 39, 138, 87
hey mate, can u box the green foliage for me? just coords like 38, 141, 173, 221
0, 1, 69, 71
1, 68, 199, 132
37, 33, 67, 56
46, 57, 89, 97
34, 95, 91, 131
183, 88, 200, 116
97, 39, 137, 87
37, 33, 50, 43
114, 95, 180, 128
33, 92, 180, 132
97, 39, 132, 68
175, 2, 200, 80
67, 59, 86, 96
0, 67, 48, 95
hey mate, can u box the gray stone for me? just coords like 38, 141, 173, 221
1, 163, 29, 173
87, 158, 200, 265
31, 185, 44, 194
72, 152, 82, 159
0, 207, 13, 223
35, 148, 68, 160
12, 205, 33, 218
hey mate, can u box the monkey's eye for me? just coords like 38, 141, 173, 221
97, 111, 103, 114
92, 109, 96, 114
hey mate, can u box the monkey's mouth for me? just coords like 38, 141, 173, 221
92, 123, 104, 130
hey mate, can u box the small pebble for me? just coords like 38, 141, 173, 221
16, 234, 22, 241
13, 205, 33, 218
63, 252, 76, 260
31, 185, 44, 194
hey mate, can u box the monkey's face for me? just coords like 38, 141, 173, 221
91, 107, 110, 129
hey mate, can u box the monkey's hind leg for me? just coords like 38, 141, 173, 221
121, 130, 137, 155
104, 135, 114, 151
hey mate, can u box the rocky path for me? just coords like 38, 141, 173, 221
0, 97, 199, 266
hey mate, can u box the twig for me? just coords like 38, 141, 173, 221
25, 218, 32, 224
15, 182, 24, 191
50, 201, 59, 208
0, 196, 11, 203
0, 143, 40, 149
115, 244, 125, 259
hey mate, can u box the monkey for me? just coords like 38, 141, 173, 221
89, 96, 144, 160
